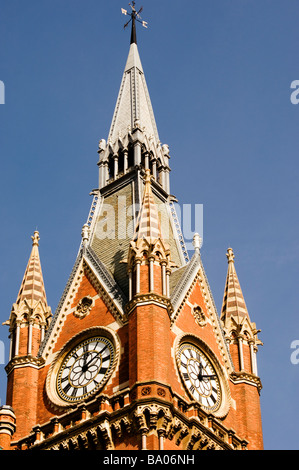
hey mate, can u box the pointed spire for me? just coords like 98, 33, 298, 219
221, 248, 250, 326
221, 248, 263, 379
16, 230, 48, 309
3, 231, 52, 361
126, 170, 174, 305
107, 36, 159, 146
133, 169, 163, 242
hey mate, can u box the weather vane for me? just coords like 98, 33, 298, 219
121, 2, 148, 43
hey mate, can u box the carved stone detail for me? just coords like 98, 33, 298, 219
141, 386, 151, 396
73, 296, 94, 319
157, 387, 166, 397
193, 305, 207, 327
17, 396, 248, 451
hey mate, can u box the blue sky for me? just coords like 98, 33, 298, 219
0, 0, 298, 450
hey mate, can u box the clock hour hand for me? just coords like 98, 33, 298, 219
197, 361, 216, 381
83, 352, 101, 369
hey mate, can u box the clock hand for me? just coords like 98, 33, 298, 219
197, 361, 216, 381
197, 361, 205, 380
83, 349, 88, 366
83, 351, 101, 369
82, 344, 108, 370
198, 361, 203, 377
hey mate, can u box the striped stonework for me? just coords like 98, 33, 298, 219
221, 248, 249, 324
133, 170, 162, 243
16, 231, 48, 309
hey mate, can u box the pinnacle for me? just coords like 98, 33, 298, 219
16, 230, 48, 309
132, 169, 163, 243
221, 248, 250, 325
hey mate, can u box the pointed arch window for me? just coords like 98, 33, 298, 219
127, 144, 134, 169
118, 149, 124, 176
108, 154, 114, 180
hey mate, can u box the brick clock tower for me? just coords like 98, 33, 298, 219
0, 6, 263, 451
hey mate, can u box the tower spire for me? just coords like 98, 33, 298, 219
221, 247, 262, 375
221, 247, 250, 326
16, 230, 48, 308
126, 169, 175, 303
132, 169, 163, 242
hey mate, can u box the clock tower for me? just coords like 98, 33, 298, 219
0, 6, 263, 451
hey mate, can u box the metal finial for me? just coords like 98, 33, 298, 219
31, 230, 40, 247
226, 247, 235, 263
121, 2, 148, 44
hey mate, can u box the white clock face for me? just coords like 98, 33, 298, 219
56, 336, 114, 403
179, 343, 221, 411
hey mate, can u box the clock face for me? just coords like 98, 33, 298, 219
178, 343, 221, 411
56, 336, 115, 403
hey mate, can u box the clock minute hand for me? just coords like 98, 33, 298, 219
84, 351, 101, 369
83, 344, 108, 369
200, 373, 217, 381
197, 362, 216, 381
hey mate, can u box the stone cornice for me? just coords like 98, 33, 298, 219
5, 355, 45, 375
13, 390, 248, 451
230, 371, 263, 392
125, 292, 173, 317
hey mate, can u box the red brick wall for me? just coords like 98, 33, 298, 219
242, 343, 252, 373
230, 383, 263, 449
129, 303, 171, 386
6, 366, 39, 441
230, 342, 240, 371
18, 326, 28, 356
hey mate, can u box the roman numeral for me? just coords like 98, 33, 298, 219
99, 344, 109, 356
62, 383, 71, 394
210, 393, 217, 404
181, 353, 188, 365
